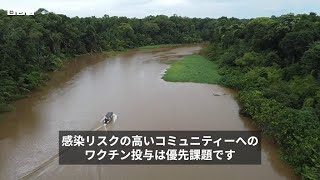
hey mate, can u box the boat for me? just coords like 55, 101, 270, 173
102, 112, 117, 125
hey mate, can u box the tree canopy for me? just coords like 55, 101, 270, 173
204, 12, 320, 180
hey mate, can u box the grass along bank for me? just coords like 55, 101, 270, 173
139, 44, 181, 50
162, 55, 221, 84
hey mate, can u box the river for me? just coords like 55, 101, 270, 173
0, 45, 298, 180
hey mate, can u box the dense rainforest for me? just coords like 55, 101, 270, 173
203, 13, 320, 179
0, 8, 319, 179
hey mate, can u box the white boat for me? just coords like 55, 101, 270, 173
102, 112, 117, 125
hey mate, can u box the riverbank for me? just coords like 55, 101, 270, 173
139, 44, 182, 50
0, 44, 182, 114
162, 51, 311, 179
162, 55, 221, 84
0, 50, 124, 114
203, 43, 320, 179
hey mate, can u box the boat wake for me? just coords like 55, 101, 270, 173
22, 120, 114, 179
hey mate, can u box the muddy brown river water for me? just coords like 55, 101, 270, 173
0, 45, 298, 180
